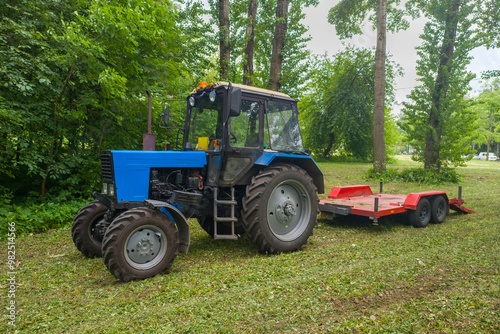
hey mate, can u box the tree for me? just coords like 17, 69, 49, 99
373, 0, 388, 173
206, 0, 318, 97
0, 0, 186, 198
219, 0, 231, 80
299, 48, 401, 159
469, 80, 500, 159
243, 0, 258, 85
268, 0, 289, 91
400, 0, 491, 170
328, 0, 409, 173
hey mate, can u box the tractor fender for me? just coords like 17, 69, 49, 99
255, 153, 324, 194
144, 200, 190, 254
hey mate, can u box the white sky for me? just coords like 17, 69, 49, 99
303, 0, 500, 113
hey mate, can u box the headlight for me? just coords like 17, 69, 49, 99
209, 91, 216, 102
189, 96, 195, 107
102, 183, 108, 195
109, 184, 115, 196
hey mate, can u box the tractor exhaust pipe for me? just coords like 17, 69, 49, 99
143, 90, 156, 150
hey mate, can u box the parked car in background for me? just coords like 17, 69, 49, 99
476, 152, 498, 161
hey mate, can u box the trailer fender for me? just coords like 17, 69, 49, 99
144, 200, 190, 254
403, 191, 448, 211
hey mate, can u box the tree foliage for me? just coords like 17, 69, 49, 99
327, 0, 410, 39
0, 0, 192, 199
299, 48, 401, 159
468, 79, 500, 157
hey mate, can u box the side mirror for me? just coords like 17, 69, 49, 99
162, 103, 170, 127
229, 87, 241, 116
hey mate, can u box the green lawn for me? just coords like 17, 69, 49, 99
1, 158, 499, 333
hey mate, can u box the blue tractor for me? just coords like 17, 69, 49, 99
72, 82, 324, 282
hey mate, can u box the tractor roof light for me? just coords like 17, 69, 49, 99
189, 96, 195, 107
199, 81, 208, 89
209, 91, 216, 102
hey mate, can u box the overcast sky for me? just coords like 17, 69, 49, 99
303, 0, 500, 113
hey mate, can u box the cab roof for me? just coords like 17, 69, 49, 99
191, 81, 292, 99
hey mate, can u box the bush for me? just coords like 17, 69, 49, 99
0, 195, 89, 238
365, 167, 462, 185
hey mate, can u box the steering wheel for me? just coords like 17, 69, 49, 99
230, 132, 237, 144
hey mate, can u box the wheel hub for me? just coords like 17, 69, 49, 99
276, 200, 297, 223
126, 229, 163, 265
267, 181, 311, 241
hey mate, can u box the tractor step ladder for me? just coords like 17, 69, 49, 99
213, 187, 238, 240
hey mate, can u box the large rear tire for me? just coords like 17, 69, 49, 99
72, 201, 108, 258
102, 208, 178, 282
409, 197, 431, 228
242, 164, 318, 254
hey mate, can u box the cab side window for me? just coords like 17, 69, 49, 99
230, 100, 260, 147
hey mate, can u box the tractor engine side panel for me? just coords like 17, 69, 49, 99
109, 150, 207, 202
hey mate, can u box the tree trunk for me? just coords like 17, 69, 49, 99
487, 113, 493, 160
373, 0, 387, 173
243, 0, 258, 86
269, 0, 289, 91
219, 0, 230, 80
323, 132, 335, 158
425, 0, 461, 171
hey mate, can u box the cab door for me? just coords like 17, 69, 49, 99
219, 97, 263, 186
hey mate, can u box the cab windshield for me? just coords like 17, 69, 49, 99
186, 91, 223, 150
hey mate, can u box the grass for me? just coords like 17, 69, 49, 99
1, 157, 499, 333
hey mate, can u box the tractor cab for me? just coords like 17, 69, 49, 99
180, 82, 307, 187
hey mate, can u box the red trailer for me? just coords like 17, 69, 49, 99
318, 184, 475, 227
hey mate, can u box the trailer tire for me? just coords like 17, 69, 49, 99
430, 195, 447, 224
102, 208, 178, 282
242, 164, 318, 254
409, 197, 431, 228
72, 201, 108, 258
197, 216, 245, 238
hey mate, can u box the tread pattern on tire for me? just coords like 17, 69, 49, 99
72, 201, 108, 258
409, 197, 431, 228
102, 208, 179, 282
430, 195, 447, 224
242, 164, 319, 254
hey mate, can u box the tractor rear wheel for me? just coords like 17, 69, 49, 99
242, 164, 318, 254
102, 208, 178, 282
409, 197, 431, 228
72, 201, 108, 258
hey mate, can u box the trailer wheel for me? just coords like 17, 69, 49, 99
72, 201, 108, 258
242, 164, 318, 253
102, 208, 178, 282
409, 197, 431, 228
430, 195, 447, 224
197, 216, 245, 238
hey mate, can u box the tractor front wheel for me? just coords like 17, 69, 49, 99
102, 208, 178, 282
242, 164, 318, 253
72, 201, 108, 258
